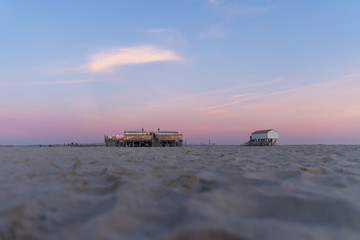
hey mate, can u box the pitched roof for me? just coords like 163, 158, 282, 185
251, 129, 276, 134
124, 130, 144, 133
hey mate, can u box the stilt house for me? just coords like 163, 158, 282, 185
246, 129, 278, 146
105, 129, 183, 147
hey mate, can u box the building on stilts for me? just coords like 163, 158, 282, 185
105, 129, 183, 147
246, 129, 278, 146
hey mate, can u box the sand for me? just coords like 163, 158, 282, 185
0, 145, 359, 240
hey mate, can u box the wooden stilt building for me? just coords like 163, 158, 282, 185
105, 129, 183, 147
246, 129, 278, 146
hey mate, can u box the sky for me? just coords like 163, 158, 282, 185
1, 0, 360, 145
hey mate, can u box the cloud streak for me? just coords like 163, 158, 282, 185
204, 73, 360, 111
208, 0, 226, 8
87, 46, 181, 74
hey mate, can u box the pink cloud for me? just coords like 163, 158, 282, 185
87, 46, 181, 74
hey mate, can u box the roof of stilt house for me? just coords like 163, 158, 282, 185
124, 130, 145, 133
251, 129, 277, 134
123, 130, 179, 133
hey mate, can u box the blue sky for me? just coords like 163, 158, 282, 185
1, 0, 360, 145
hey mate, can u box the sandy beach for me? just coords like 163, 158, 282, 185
0, 145, 359, 240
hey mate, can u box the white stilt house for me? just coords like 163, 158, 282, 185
246, 129, 279, 146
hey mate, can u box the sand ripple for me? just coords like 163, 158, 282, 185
0, 145, 359, 239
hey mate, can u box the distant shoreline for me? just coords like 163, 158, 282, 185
0, 144, 358, 147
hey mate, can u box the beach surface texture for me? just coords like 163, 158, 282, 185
0, 145, 359, 240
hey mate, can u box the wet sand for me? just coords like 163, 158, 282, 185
0, 145, 359, 240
